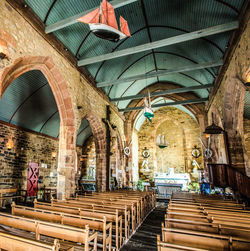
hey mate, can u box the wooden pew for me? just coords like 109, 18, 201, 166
165, 211, 250, 228
161, 227, 250, 250
167, 206, 250, 222
0, 232, 62, 251
164, 218, 250, 239
0, 212, 97, 251
12, 203, 111, 251
84, 190, 156, 217
76, 190, 155, 224
52, 199, 130, 241
168, 202, 250, 216
74, 195, 138, 232
157, 235, 209, 251
34, 200, 122, 251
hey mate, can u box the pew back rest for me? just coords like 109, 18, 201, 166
0, 231, 60, 251
162, 228, 250, 251
0, 212, 92, 245
13, 204, 107, 231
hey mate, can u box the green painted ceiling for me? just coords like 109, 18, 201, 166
0, 70, 91, 145
0, 0, 245, 143
24, 0, 243, 109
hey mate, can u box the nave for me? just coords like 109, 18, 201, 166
0, 0, 250, 250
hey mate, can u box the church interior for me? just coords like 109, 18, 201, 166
0, 0, 249, 250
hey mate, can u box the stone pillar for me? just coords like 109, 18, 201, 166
57, 124, 77, 200
224, 79, 246, 172
96, 151, 106, 192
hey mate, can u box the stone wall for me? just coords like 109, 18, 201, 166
0, 120, 84, 190
137, 107, 203, 181
207, 16, 250, 174
0, 121, 58, 189
243, 118, 250, 176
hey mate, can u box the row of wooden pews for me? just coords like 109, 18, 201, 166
0, 190, 156, 251
158, 192, 250, 251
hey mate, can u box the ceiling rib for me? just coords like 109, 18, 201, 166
97, 60, 223, 87
39, 110, 58, 133
119, 98, 208, 112
94, 25, 224, 80
110, 51, 215, 86
108, 51, 215, 96
45, 0, 138, 34
140, 0, 159, 82
215, 0, 240, 14
44, 0, 58, 24
111, 84, 213, 102
115, 68, 209, 106
78, 21, 238, 66
75, 31, 91, 59
8, 82, 48, 123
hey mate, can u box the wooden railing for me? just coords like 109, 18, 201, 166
208, 164, 250, 199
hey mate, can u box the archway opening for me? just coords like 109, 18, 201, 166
0, 70, 60, 197
131, 98, 204, 196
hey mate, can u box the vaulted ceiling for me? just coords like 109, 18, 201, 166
24, 0, 243, 110
0, 0, 246, 143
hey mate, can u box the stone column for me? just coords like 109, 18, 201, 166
57, 124, 77, 200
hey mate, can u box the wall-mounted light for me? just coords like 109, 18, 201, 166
51, 151, 57, 159
0, 39, 8, 59
204, 122, 224, 135
6, 138, 14, 150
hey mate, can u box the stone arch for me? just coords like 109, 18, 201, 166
1, 56, 75, 127
126, 82, 205, 126
85, 114, 107, 192
0, 55, 77, 199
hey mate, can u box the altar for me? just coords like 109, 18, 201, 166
154, 168, 190, 199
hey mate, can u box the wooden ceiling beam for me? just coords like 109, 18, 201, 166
119, 98, 208, 112
97, 60, 223, 87
111, 84, 213, 101
45, 0, 138, 33
78, 21, 238, 66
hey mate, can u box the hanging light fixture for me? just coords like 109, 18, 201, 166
204, 122, 224, 135
156, 134, 169, 149
0, 39, 8, 59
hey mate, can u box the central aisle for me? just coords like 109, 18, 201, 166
121, 203, 167, 251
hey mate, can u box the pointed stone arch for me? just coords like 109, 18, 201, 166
85, 114, 107, 192
0, 55, 77, 199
